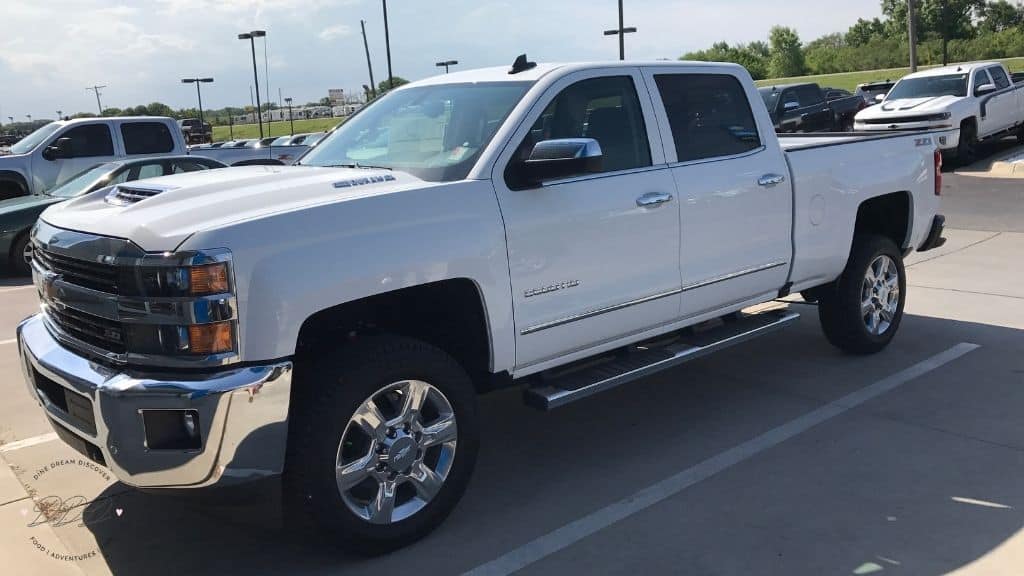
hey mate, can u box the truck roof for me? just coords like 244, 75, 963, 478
903, 61, 1001, 79
53, 116, 175, 127
408, 60, 747, 87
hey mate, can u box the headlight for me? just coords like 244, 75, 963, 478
129, 262, 231, 297
927, 112, 952, 121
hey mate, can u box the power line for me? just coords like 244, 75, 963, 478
86, 85, 107, 115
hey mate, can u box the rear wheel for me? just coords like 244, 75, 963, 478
9, 233, 32, 276
818, 234, 906, 354
283, 335, 479, 552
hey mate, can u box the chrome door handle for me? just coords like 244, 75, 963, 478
758, 174, 786, 187
636, 192, 674, 208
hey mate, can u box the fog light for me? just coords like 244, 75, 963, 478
188, 322, 234, 355
142, 409, 201, 450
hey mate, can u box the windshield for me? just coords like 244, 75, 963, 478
302, 82, 532, 182
886, 74, 968, 100
10, 122, 61, 155
46, 162, 118, 197
758, 89, 781, 112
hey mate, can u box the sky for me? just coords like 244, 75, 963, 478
0, 0, 884, 119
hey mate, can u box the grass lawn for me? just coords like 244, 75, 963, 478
212, 117, 343, 142
755, 56, 1024, 91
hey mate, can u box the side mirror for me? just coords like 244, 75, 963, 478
42, 137, 72, 161
782, 101, 800, 112
875, 93, 886, 102
512, 138, 603, 188
975, 83, 997, 96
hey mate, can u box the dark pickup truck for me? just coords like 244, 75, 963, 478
759, 82, 865, 133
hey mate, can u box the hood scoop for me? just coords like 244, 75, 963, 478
105, 184, 176, 206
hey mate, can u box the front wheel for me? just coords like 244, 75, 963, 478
957, 121, 978, 165
283, 335, 479, 552
9, 233, 32, 276
818, 234, 906, 354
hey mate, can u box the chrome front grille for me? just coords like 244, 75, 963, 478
46, 305, 127, 355
33, 245, 119, 294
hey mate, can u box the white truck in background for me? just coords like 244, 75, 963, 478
19, 58, 946, 551
855, 61, 1024, 162
0, 117, 186, 200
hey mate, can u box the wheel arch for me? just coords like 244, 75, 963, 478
0, 170, 29, 199
854, 190, 913, 252
293, 278, 498, 392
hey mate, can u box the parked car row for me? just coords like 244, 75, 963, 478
759, 82, 866, 132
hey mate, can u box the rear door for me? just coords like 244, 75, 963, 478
794, 85, 833, 131
492, 69, 681, 370
119, 121, 177, 158
642, 67, 792, 319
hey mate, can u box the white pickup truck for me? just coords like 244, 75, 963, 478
0, 117, 187, 200
854, 61, 1024, 162
17, 58, 946, 550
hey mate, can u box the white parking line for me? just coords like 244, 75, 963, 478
464, 342, 981, 576
0, 433, 58, 453
0, 338, 16, 346
0, 285, 34, 293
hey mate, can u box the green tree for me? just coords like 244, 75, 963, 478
883, 0, 984, 65
378, 76, 410, 94
846, 17, 888, 46
101, 107, 122, 117
977, 0, 1024, 32
768, 26, 806, 78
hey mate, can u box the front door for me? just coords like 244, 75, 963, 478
33, 123, 118, 192
492, 69, 681, 371
643, 68, 792, 319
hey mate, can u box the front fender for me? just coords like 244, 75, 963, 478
180, 179, 515, 373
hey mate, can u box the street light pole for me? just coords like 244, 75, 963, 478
284, 97, 295, 136
382, 0, 394, 90
435, 60, 458, 74
603, 0, 636, 60
360, 20, 377, 99
238, 30, 267, 139
182, 78, 214, 143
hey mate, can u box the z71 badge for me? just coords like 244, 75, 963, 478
914, 137, 933, 147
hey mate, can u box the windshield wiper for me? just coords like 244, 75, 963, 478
324, 163, 393, 171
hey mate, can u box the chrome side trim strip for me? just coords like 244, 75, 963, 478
681, 261, 788, 292
520, 288, 681, 336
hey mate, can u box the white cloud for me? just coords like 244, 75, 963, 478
319, 25, 353, 41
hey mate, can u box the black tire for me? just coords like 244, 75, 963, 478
9, 233, 32, 276
283, 335, 479, 552
957, 120, 978, 165
840, 117, 855, 132
817, 234, 906, 355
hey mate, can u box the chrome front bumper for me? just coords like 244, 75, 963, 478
17, 314, 292, 488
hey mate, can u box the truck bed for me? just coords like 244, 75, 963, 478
777, 130, 945, 151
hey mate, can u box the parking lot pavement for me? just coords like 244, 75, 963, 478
0, 179, 1022, 574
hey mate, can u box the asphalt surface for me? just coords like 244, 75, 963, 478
0, 148, 1022, 575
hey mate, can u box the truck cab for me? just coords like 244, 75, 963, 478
0, 117, 186, 200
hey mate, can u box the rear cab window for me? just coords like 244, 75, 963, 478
121, 122, 175, 155
988, 66, 1010, 90
654, 73, 762, 163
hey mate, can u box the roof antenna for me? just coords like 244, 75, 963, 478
509, 54, 536, 75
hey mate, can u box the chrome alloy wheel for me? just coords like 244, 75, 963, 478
335, 380, 458, 525
861, 254, 899, 335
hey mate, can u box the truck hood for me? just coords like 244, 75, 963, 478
857, 95, 962, 119
39, 165, 431, 251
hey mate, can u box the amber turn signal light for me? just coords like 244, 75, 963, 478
189, 263, 230, 295
188, 322, 234, 354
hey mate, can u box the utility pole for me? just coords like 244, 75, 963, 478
603, 0, 636, 60
361, 20, 377, 98
86, 85, 107, 115
382, 0, 394, 90
238, 30, 267, 139
908, 0, 918, 72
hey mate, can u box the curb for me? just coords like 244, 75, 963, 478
955, 144, 1024, 178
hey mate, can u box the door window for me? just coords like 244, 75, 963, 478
974, 70, 993, 94
989, 67, 1010, 90
794, 85, 823, 106
59, 124, 114, 158
170, 160, 216, 173
655, 74, 762, 163
516, 76, 651, 173
121, 122, 175, 154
